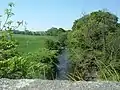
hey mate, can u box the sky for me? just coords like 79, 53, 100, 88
0, 0, 120, 31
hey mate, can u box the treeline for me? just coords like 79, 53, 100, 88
13, 30, 46, 36
13, 27, 70, 36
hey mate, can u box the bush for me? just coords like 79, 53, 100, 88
0, 48, 58, 79
0, 32, 19, 61
0, 2, 59, 80
45, 39, 60, 50
67, 10, 120, 81
58, 32, 68, 47
0, 2, 22, 61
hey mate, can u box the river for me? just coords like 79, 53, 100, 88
56, 49, 70, 80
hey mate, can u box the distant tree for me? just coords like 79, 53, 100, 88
46, 27, 66, 36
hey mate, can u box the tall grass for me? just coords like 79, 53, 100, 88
67, 48, 120, 81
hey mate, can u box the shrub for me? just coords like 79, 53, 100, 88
45, 39, 60, 50
0, 32, 19, 61
58, 32, 68, 47
0, 48, 58, 79
0, 2, 22, 61
67, 10, 120, 81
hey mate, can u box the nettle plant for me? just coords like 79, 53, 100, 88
0, 2, 23, 60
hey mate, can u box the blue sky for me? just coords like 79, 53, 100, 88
0, 0, 120, 31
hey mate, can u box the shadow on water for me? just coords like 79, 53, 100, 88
56, 49, 70, 80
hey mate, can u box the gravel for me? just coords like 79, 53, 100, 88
0, 78, 120, 90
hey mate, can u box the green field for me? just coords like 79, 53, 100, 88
14, 34, 55, 54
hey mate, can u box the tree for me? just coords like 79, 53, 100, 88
45, 39, 60, 50
46, 27, 66, 36
0, 2, 24, 61
67, 10, 120, 81
0, 2, 59, 79
58, 32, 68, 47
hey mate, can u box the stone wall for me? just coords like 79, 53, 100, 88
0, 79, 120, 90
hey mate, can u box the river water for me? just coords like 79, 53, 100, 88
56, 49, 97, 81
56, 49, 70, 80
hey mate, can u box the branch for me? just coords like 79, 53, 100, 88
0, 15, 9, 31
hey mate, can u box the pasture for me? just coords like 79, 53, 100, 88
14, 34, 55, 54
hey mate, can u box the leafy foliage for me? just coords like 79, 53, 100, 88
0, 36, 19, 60
45, 38, 60, 50
46, 27, 66, 36
0, 2, 59, 80
67, 10, 120, 81
58, 31, 68, 47
0, 2, 22, 61
0, 48, 58, 79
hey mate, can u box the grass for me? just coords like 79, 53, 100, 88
67, 56, 120, 81
14, 34, 56, 54
67, 49, 120, 81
